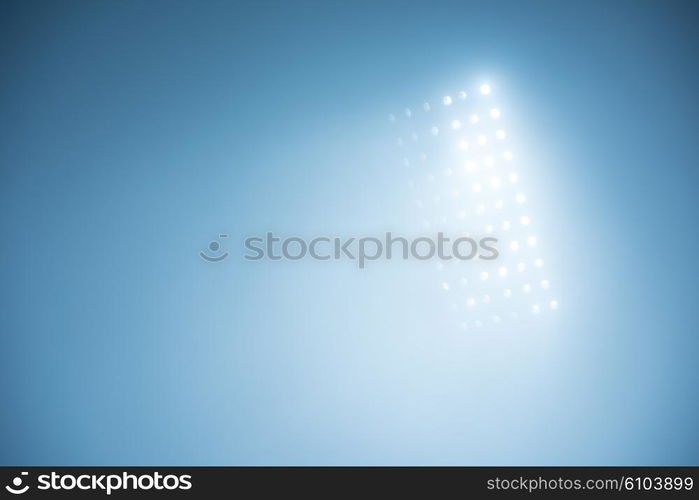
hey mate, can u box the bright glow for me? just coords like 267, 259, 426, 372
515, 193, 526, 204
466, 297, 476, 307
527, 236, 537, 246
541, 279, 550, 289
503, 150, 513, 161
534, 258, 544, 268
472, 183, 483, 193
441, 282, 450, 291
520, 216, 531, 226
476, 204, 486, 215
502, 220, 511, 230
508, 172, 518, 183
480, 83, 491, 95
431, 126, 439, 136
503, 289, 512, 298
484, 155, 495, 167
549, 300, 559, 310
477, 134, 487, 145
489, 108, 501, 119
523, 283, 532, 293
482, 294, 491, 304
509, 241, 520, 251
517, 262, 526, 272
498, 266, 508, 277
469, 114, 480, 124
480, 271, 489, 281
490, 177, 502, 189
458, 139, 470, 150
464, 161, 476, 173
458, 90, 467, 100
495, 129, 506, 140
532, 304, 541, 315
443, 95, 452, 106
485, 224, 494, 233
451, 119, 461, 130
495, 199, 504, 209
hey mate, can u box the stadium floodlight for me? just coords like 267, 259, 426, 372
389, 81, 559, 330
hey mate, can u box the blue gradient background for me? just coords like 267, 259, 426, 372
1, 0, 698, 464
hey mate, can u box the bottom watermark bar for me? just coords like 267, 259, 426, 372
0, 467, 696, 497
